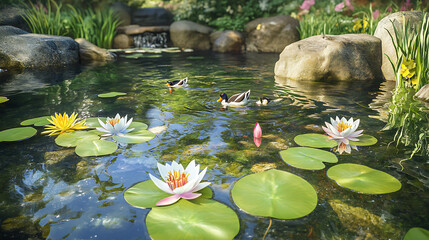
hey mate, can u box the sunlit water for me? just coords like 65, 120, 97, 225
0, 52, 428, 240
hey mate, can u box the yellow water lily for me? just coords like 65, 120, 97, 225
400, 58, 416, 80
42, 112, 88, 135
353, 18, 368, 33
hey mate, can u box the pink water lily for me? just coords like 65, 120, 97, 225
253, 122, 262, 147
149, 160, 211, 206
322, 116, 363, 154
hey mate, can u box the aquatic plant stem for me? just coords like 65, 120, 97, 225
262, 218, 272, 240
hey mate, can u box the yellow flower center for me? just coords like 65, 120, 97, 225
108, 118, 120, 127
166, 170, 189, 190
337, 122, 352, 132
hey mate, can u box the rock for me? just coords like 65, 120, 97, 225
374, 11, 424, 81
329, 199, 400, 239
0, 7, 30, 32
212, 30, 244, 53
111, 2, 132, 27
117, 25, 170, 35
44, 149, 76, 165
245, 15, 300, 52
210, 31, 223, 45
170, 20, 213, 50
415, 84, 429, 101
75, 38, 116, 62
274, 34, 383, 81
0, 26, 79, 70
148, 125, 168, 135
132, 7, 173, 26
113, 34, 133, 49
1, 216, 39, 235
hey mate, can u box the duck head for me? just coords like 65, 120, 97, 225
166, 81, 173, 86
217, 93, 228, 102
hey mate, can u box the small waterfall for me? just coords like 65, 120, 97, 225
133, 32, 168, 48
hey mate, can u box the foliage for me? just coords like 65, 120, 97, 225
383, 88, 429, 159
386, 12, 429, 90
22, 0, 120, 48
298, 12, 353, 39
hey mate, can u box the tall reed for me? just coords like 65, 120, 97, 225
23, 0, 69, 36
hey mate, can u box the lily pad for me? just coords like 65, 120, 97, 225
84, 117, 107, 128
55, 131, 100, 147
404, 227, 429, 240
349, 134, 378, 146
0, 127, 37, 142
128, 121, 148, 131
20, 116, 50, 126
124, 180, 212, 209
231, 169, 317, 219
112, 130, 155, 144
0, 96, 9, 103
280, 147, 338, 170
327, 163, 402, 194
97, 92, 127, 98
294, 133, 337, 148
146, 198, 239, 240
75, 139, 118, 157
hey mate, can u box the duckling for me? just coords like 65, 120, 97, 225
166, 77, 188, 87
256, 96, 272, 106
217, 90, 250, 107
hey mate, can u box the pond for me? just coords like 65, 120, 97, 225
0, 52, 428, 239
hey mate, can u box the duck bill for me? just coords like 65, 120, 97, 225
217, 97, 223, 102
165, 83, 170, 86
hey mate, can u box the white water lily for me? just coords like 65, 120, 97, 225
96, 114, 134, 137
322, 116, 363, 154
149, 160, 211, 206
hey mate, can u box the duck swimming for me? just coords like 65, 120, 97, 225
217, 90, 250, 107
166, 77, 188, 87
256, 96, 272, 106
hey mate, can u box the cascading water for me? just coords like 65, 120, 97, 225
133, 32, 168, 48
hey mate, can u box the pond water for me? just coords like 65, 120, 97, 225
0, 52, 428, 239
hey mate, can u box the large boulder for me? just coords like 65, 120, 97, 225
245, 15, 300, 52
374, 11, 423, 81
170, 20, 212, 50
0, 26, 79, 70
0, 7, 30, 32
212, 30, 244, 53
132, 7, 173, 26
75, 38, 116, 63
113, 34, 133, 49
111, 2, 132, 27
274, 34, 383, 81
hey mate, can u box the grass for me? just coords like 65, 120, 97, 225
23, 0, 120, 49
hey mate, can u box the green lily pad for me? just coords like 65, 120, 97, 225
349, 134, 378, 146
294, 133, 337, 148
20, 116, 50, 126
280, 147, 338, 170
112, 130, 155, 144
129, 121, 148, 131
0, 127, 37, 142
146, 198, 239, 240
404, 227, 429, 240
84, 117, 107, 128
0, 96, 9, 103
124, 180, 212, 209
231, 169, 317, 219
98, 92, 127, 98
327, 163, 402, 194
55, 131, 100, 147
75, 139, 118, 157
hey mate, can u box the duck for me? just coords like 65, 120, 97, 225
217, 90, 250, 107
256, 96, 272, 106
166, 77, 188, 87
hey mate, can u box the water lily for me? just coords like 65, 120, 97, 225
42, 112, 88, 135
322, 116, 363, 154
96, 114, 134, 136
149, 160, 211, 206
253, 122, 262, 147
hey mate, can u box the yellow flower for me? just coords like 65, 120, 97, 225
400, 59, 416, 79
42, 112, 88, 135
353, 18, 368, 33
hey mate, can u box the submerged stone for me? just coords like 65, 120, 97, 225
1, 216, 39, 235
250, 162, 277, 173
329, 199, 400, 239
23, 192, 44, 203
44, 149, 75, 165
